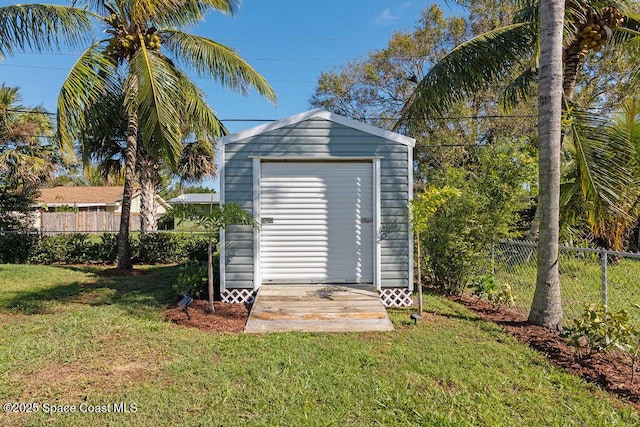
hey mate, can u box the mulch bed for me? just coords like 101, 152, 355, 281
451, 294, 640, 408
164, 299, 249, 333
162, 294, 639, 408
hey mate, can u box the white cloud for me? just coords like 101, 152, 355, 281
375, 8, 398, 24
374, 3, 414, 25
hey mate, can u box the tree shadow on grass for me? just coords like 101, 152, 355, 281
1, 265, 180, 318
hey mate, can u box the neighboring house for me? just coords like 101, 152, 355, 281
219, 109, 416, 307
34, 186, 169, 233
166, 193, 220, 231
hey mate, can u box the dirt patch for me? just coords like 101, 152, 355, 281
451, 294, 640, 408
98, 267, 148, 276
163, 299, 250, 333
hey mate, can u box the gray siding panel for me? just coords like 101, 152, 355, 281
223, 117, 411, 290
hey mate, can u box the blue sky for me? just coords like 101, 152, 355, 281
0, 1, 460, 188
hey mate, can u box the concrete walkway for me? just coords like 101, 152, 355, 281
244, 285, 395, 333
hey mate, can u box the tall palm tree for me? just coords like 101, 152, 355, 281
6, 0, 276, 269
528, 0, 565, 331
398, 0, 639, 329
79, 78, 223, 233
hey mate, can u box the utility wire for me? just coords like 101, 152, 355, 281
2, 108, 539, 120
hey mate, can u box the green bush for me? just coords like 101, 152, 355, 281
136, 233, 184, 264
173, 261, 208, 298
30, 234, 93, 264
424, 194, 488, 294
183, 238, 210, 263
0, 232, 38, 263
2, 231, 214, 266
564, 304, 636, 358
93, 233, 118, 264
422, 140, 536, 294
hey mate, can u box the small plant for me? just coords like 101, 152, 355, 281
468, 275, 515, 308
624, 304, 640, 383
564, 304, 636, 358
487, 283, 516, 308
469, 275, 497, 300
173, 261, 207, 299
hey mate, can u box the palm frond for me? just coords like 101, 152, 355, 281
502, 62, 538, 110
128, 44, 183, 169
0, 4, 92, 58
128, 0, 239, 28
396, 22, 536, 127
568, 105, 640, 249
174, 69, 228, 139
57, 43, 116, 159
161, 29, 276, 104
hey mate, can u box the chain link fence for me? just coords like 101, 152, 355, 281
493, 240, 640, 325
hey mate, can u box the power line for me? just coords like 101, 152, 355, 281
4, 108, 540, 121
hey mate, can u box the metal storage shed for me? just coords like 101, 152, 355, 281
219, 109, 416, 307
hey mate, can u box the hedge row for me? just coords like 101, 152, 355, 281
0, 232, 213, 265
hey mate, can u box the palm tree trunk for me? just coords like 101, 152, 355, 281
117, 77, 139, 270
528, 0, 564, 331
138, 151, 160, 233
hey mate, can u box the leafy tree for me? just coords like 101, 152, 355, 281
423, 139, 537, 294
410, 186, 461, 312
310, 3, 538, 183
5, 0, 275, 270
172, 203, 257, 313
397, 1, 640, 245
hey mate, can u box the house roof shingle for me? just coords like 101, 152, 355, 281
37, 186, 125, 206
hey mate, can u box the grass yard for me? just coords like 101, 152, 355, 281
0, 264, 638, 426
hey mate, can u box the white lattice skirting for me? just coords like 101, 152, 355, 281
221, 289, 257, 304
378, 288, 413, 307
222, 287, 412, 308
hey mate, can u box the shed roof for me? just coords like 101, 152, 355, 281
167, 193, 220, 205
217, 109, 416, 147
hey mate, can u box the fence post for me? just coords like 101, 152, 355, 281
601, 248, 608, 307
491, 241, 495, 278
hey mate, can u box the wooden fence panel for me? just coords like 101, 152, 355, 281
39, 211, 141, 233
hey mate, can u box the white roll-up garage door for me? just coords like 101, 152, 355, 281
260, 161, 374, 284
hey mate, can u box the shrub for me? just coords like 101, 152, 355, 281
30, 233, 93, 264
468, 275, 515, 308
564, 304, 636, 358
173, 261, 208, 298
0, 232, 38, 263
93, 233, 118, 264
183, 237, 210, 263
137, 232, 183, 264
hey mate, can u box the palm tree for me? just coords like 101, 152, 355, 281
528, 0, 565, 331
7, 0, 276, 269
397, 1, 639, 238
79, 78, 224, 233
0, 4, 91, 61
0, 84, 56, 230
397, 0, 639, 329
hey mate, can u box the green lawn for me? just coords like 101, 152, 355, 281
0, 264, 637, 426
